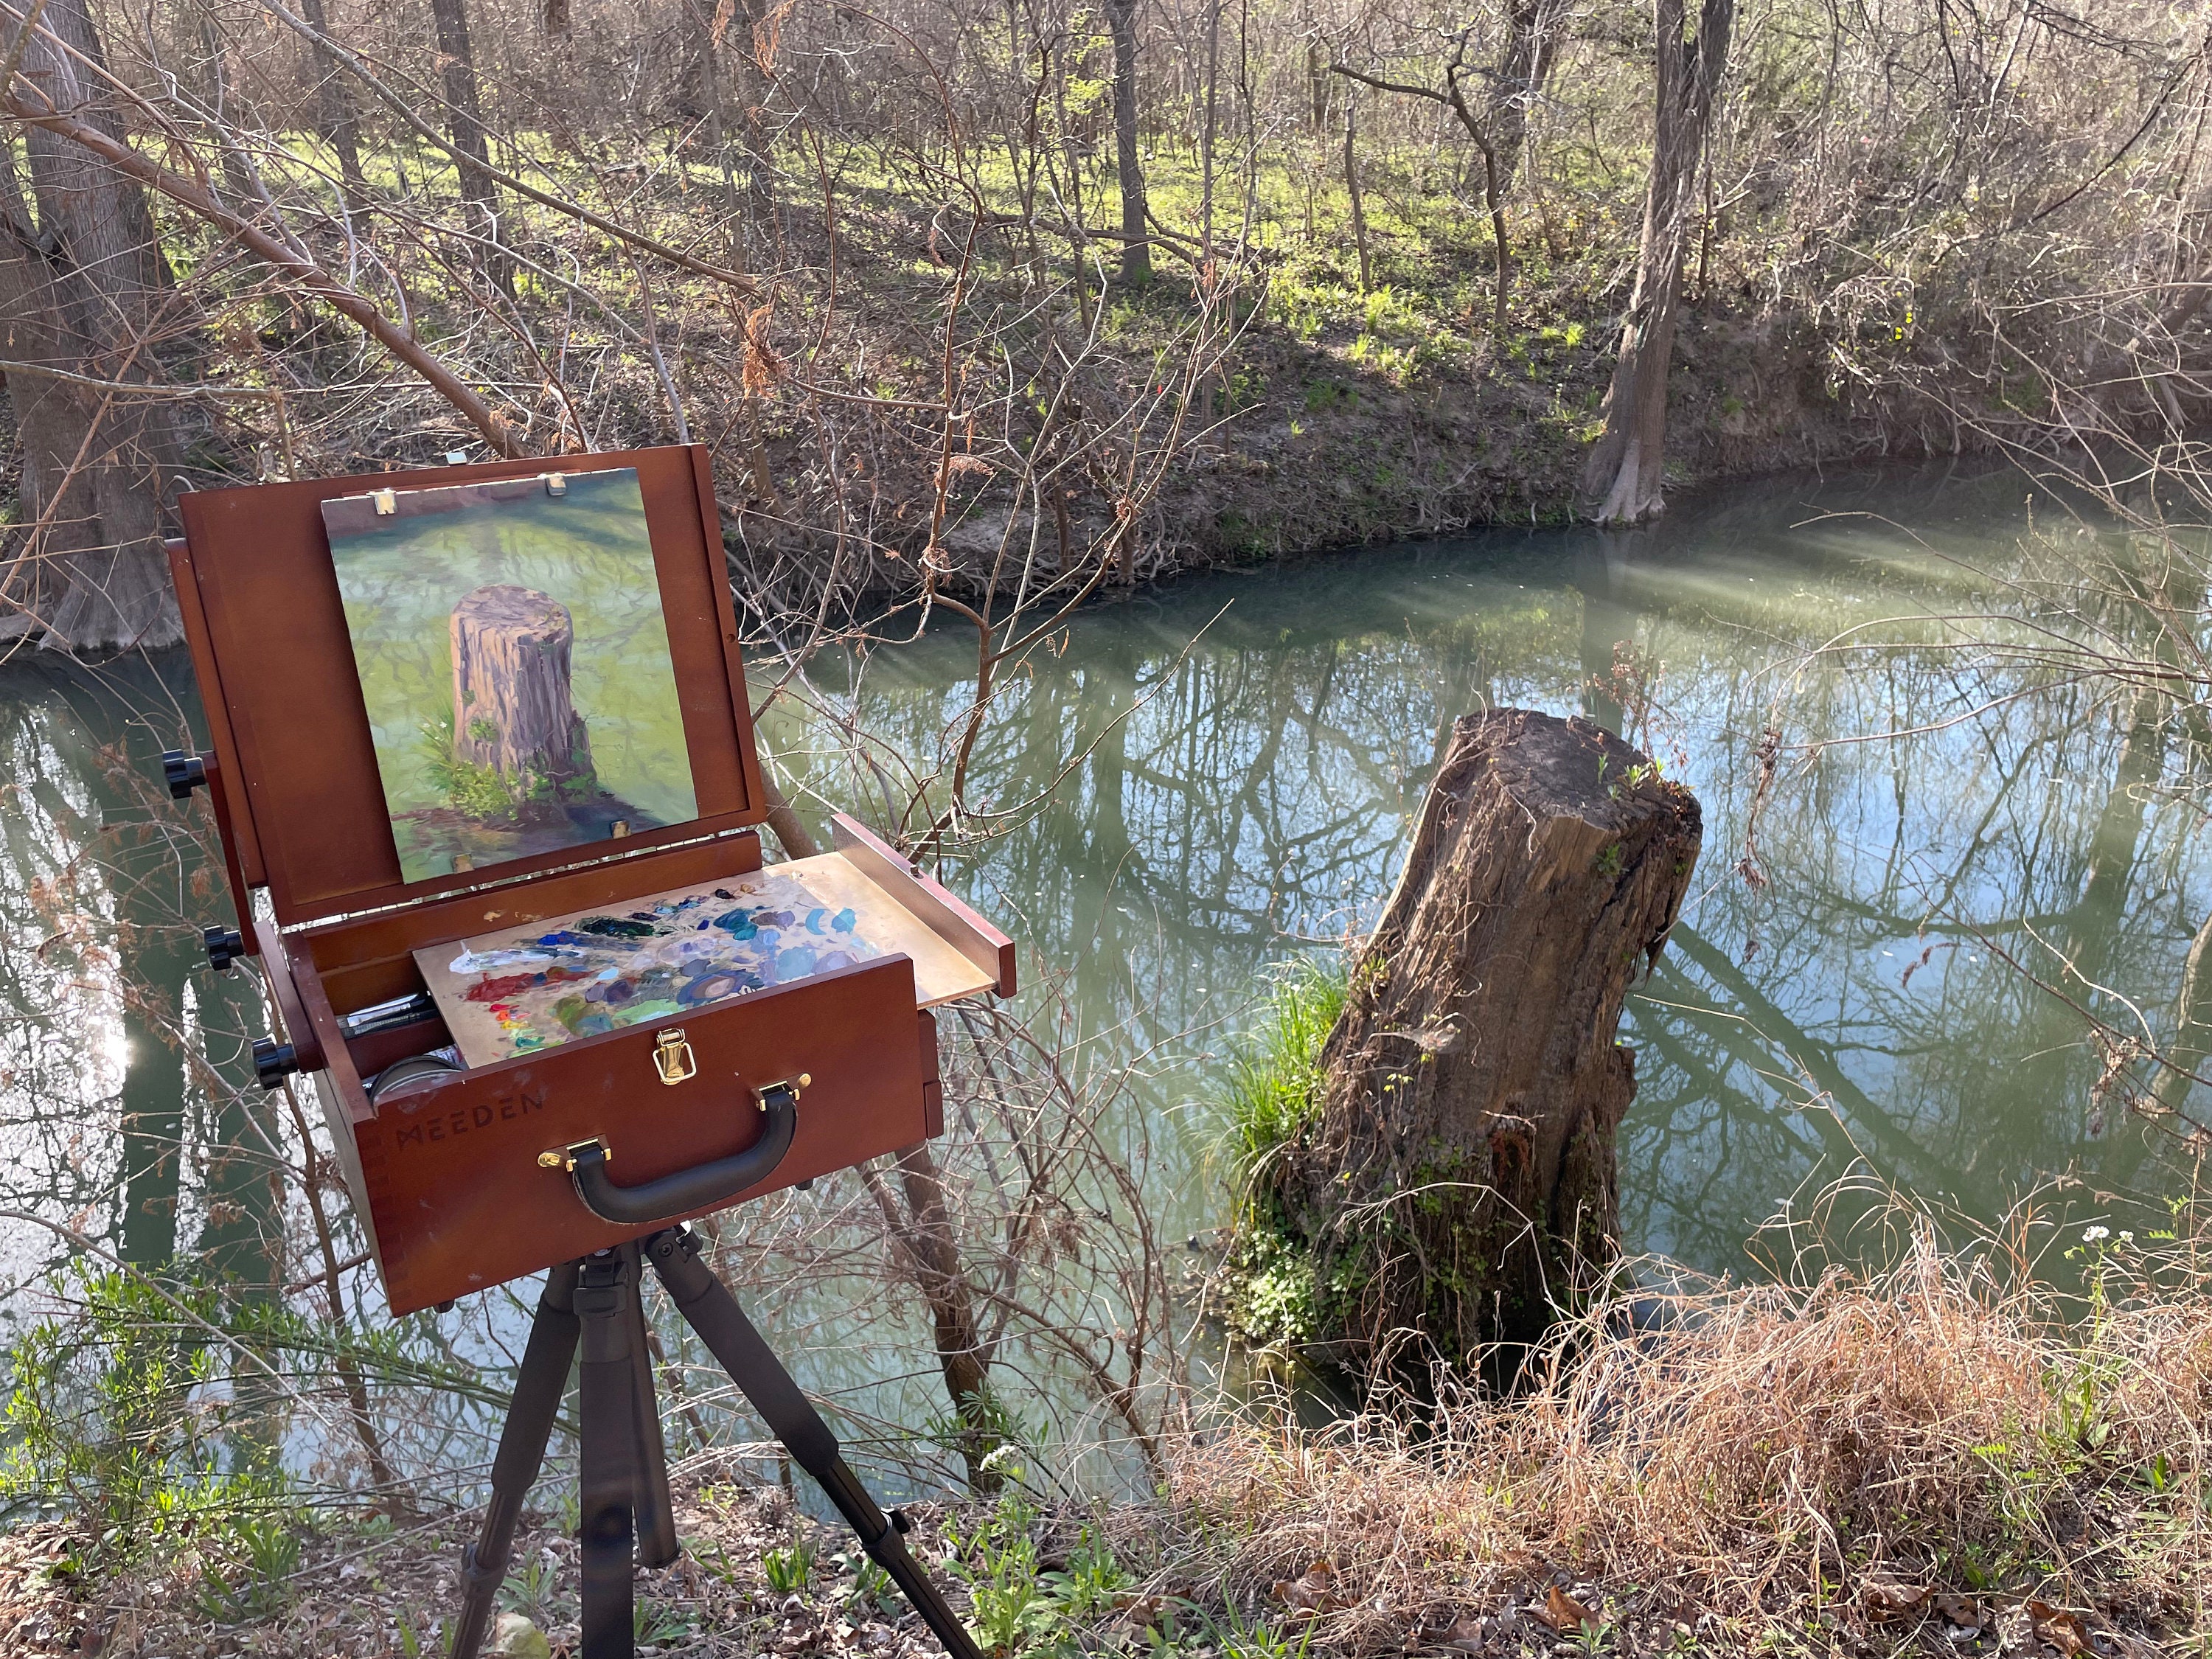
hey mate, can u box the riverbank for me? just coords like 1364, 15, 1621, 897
731, 163, 2020, 599
12, 1224, 2203, 1658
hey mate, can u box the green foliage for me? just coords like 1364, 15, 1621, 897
762, 1539, 815, 1593
417, 709, 519, 821
1038, 1526, 1133, 1625
636, 1599, 696, 1644
947, 1459, 1048, 1656
195, 1514, 303, 1624
0, 1265, 294, 1565
944, 1452, 1140, 1657
842, 1554, 896, 1616
501, 1549, 563, 1625
1217, 956, 1349, 1189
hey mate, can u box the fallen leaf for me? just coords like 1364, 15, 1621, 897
2028, 1599, 2094, 1656
1935, 1593, 1982, 1631
1411, 1613, 1487, 1652
1273, 1560, 1340, 1618
1863, 1582, 1933, 1622
1537, 1585, 1597, 1633
1120, 1594, 1166, 1631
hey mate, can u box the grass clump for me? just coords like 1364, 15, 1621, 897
1219, 958, 1347, 1192
1214, 957, 1349, 1353
417, 709, 520, 821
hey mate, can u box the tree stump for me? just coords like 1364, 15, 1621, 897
1276, 709, 1700, 1379
449, 584, 594, 818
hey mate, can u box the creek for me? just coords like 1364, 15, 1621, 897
0, 460, 2195, 1477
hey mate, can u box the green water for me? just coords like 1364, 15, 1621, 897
0, 461, 2194, 1354
771, 462, 2199, 1267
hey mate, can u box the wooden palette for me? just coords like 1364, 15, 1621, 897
417, 849, 998, 1067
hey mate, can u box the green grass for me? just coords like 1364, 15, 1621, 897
1217, 956, 1348, 1190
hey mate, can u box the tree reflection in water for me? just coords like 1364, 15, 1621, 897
776, 463, 2205, 1275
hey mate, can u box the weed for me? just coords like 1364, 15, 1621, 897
762, 1539, 815, 1594
416, 709, 518, 821
500, 1550, 560, 1624
195, 1514, 302, 1624
1038, 1526, 1130, 1622
1194, 1598, 1314, 1659
843, 1554, 896, 1616
0, 1265, 290, 1564
636, 1599, 695, 1644
1216, 956, 1348, 1189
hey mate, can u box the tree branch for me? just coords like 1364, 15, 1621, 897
3, 95, 524, 455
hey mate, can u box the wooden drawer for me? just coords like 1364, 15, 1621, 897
345, 953, 926, 1313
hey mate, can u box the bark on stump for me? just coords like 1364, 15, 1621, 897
1280, 709, 1700, 1379
449, 584, 593, 818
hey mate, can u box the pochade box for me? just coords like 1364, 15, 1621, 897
164, 445, 1014, 1316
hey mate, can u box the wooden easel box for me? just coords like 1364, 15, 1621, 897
167, 445, 1013, 1315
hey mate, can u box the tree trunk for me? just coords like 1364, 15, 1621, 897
1492, 0, 1565, 189
428, 0, 512, 296
1105, 0, 1150, 288
1579, 0, 1733, 525
2157, 908, 2212, 1119
0, 0, 185, 651
1276, 709, 1700, 1381
298, 0, 369, 212
1343, 96, 1370, 294
449, 584, 592, 813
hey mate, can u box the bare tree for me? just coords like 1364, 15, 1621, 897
0, 0, 185, 651
1106, 0, 1151, 287
1332, 24, 1522, 335
428, 0, 511, 298
1578, 0, 1733, 524
297, 0, 368, 212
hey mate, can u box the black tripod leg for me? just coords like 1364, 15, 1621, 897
451, 1261, 582, 1659
622, 1242, 680, 1569
575, 1251, 639, 1659
643, 1228, 985, 1659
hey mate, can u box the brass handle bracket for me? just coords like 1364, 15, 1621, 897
538, 1139, 609, 1172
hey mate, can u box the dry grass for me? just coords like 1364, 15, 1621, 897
24, 1208, 2212, 1656
1164, 1217, 2212, 1654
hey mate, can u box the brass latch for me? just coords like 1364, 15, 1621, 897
653, 1028, 698, 1086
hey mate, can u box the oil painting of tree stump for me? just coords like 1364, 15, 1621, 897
1276, 709, 1700, 1381
449, 583, 594, 821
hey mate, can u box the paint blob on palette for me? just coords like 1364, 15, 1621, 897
416, 869, 887, 1065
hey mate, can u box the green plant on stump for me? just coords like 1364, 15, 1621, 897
1216, 959, 1347, 1350
417, 709, 519, 821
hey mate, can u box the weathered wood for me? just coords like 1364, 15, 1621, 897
1280, 708, 1700, 1377
448, 583, 593, 816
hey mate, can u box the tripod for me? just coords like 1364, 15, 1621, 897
448, 1226, 985, 1659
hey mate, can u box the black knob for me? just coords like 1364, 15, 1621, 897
251, 1037, 299, 1090
203, 927, 245, 973
161, 749, 209, 800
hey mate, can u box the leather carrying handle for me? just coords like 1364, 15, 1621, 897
568, 1082, 799, 1225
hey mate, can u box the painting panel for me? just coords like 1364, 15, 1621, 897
324, 467, 698, 883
